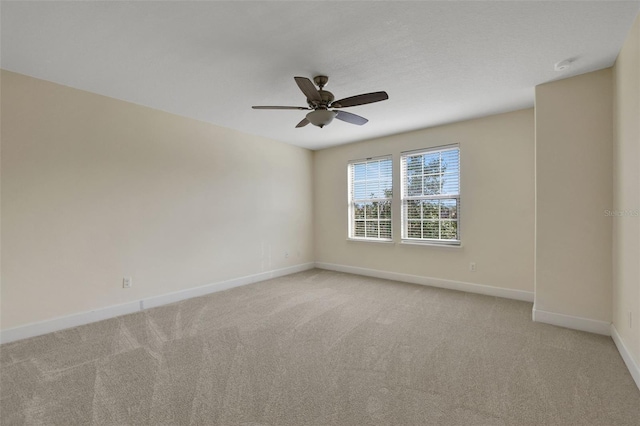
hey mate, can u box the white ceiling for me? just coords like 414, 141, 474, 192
2, 1, 639, 150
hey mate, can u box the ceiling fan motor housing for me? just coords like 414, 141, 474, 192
308, 90, 334, 109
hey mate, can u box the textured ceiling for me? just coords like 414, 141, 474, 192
2, 1, 639, 150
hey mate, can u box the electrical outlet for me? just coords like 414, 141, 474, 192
469, 262, 476, 272
123, 277, 132, 288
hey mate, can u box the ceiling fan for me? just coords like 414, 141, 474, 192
252, 76, 389, 128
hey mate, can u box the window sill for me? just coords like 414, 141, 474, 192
346, 238, 395, 244
400, 240, 463, 248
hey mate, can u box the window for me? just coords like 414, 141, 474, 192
401, 145, 460, 244
348, 156, 393, 240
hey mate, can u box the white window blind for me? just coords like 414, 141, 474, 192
401, 146, 460, 244
348, 156, 393, 240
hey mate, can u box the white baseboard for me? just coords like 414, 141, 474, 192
0, 262, 315, 345
314, 262, 534, 302
611, 324, 640, 391
531, 307, 611, 335
0, 301, 142, 345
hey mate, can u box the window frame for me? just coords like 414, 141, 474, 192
400, 145, 461, 246
347, 155, 393, 242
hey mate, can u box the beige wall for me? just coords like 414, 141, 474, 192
1, 71, 314, 330
314, 109, 535, 292
534, 69, 613, 323
613, 14, 640, 367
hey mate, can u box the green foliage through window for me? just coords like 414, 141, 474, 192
349, 157, 393, 240
401, 147, 460, 243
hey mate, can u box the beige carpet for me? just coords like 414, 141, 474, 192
2, 269, 639, 425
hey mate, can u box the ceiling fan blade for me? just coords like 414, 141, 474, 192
252, 106, 310, 110
331, 91, 389, 108
294, 77, 321, 102
296, 118, 310, 128
335, 110, 368, 126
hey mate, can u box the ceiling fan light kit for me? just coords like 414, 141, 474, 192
252, 75, 388, 129
306, 109, 336, 128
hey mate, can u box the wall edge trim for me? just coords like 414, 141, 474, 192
532, 307, 611, 335
314, 262, 534, 302
0, 262, 315, 344
611, 324, 640, 391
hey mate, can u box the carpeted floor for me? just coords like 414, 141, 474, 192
1, 269, 639, 425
